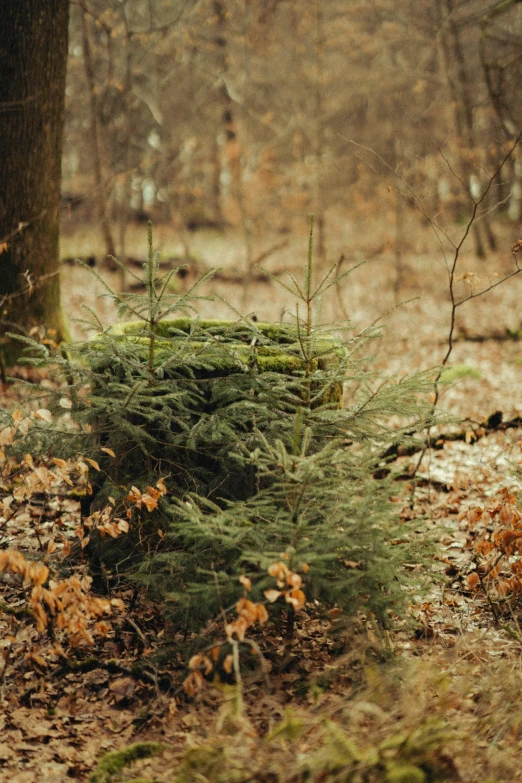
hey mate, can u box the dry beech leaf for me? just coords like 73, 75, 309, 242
0, 427, 15, 445
85, 458, 100, 471
141, 494, 158, 512
268, 561, 289, 583
287, 572, 302, 588
30, 563, 49, 586
182, 670, 204, 697
225, 618, 248, 641
188, 654, 213, 676
467, 572, 480, 589
285, 588, 306, 611
188, 654, 202, 669
109, 677, 135, 702
27, 650, 46, 667
59, 397, 72, 409
223, 654, 234, 675
101, 447, 116, 457
264, 589, 282, 603
34, 409, 52, 423
236, 598, 258, 623
239, 574, 252, 591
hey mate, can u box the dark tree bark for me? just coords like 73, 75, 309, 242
0, 0, 70, 363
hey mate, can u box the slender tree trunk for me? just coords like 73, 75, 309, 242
80, 3, 116, 260
116, 0, 136, 291
313, 4, 326, 265
0, 0, 70, 364
441, 0, 496, 257
393, 188, 406, 302
210, 136, 224, 225
213, 0, 239, 222
480, 10, 522, 224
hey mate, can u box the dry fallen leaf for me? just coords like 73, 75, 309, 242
34, 409, 52, 423
182, 670, 204, 697
239, 574, 252, 591
285, 588, 306, 611
109, 677, 135, 703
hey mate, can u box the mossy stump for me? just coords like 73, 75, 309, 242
107, 317, 343, 405
83, 318, 345, 576
86, 318, 344, 496
82, 318, 344, 582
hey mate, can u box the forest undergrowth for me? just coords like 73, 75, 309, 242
2, 219, 522, 782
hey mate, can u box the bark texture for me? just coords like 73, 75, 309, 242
0, 0, 70, 362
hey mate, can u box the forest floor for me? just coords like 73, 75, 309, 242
1, 214, 522, 781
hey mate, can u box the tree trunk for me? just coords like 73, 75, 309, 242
213, 0, 239, 222
80, 2, 116, 261
0, 0, 70, 363
440, 0, 496, 257
312, 5, 326, 265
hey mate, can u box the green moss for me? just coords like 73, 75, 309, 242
89, 742, 162, 783
385, 764, 426, 783
111, 317, 296, 341
174, 745, 245, 783
104, 318, 343, 402
126, 779, 156, 783
125, 778, 154, 783
440, 364, 481, 383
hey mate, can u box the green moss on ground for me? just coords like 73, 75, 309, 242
89, 742, 163, 783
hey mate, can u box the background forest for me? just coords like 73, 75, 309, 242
62, 0, 522, 259
59, 0, 522, 351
